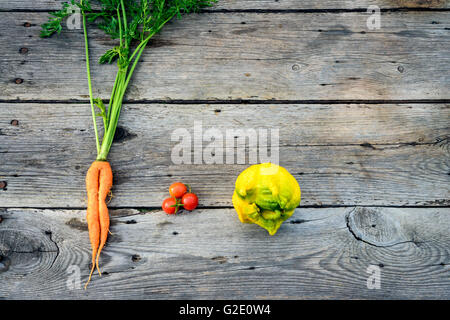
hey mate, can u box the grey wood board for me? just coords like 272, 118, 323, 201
0, 103, 448, 208
2, 0, 449, 11
0, 207, 449, 299
1, 12, 449, 101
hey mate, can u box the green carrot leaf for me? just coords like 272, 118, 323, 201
99, 47, 121, 64
40, 2, 72, 38
41, 0, 218, 161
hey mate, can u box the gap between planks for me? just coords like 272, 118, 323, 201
2, 205, 450, 212
2, 8, 450, 13
1, 99, 450, 105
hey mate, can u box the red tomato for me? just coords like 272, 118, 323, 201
169, 182, 188, 198
181, 193, 198, 211
162, 197, 178, 214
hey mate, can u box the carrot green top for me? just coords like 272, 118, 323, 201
41, 0, 217, 161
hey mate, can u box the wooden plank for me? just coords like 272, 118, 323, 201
2, 0, 449, 11
0, 103, 448, 208
0, 207, 449, 299
1, 12, 449, 101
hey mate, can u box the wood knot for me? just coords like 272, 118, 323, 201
0, 228, 58, 273
346, 207, 408, 247
0, 255, 11, 273
131, 254, 141, 262
113, 126, 137, 143
65, 218, 88, 231
211, 256, 228, 264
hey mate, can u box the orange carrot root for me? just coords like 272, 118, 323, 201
84, 161, 113, 289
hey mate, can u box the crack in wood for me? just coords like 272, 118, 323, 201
45, 230, 60, 270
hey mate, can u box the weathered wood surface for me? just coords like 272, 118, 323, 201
0, 207, 449, 299
1, 12, 449, 101
1, 103, 448, 208
2, 0, 449, 11
0, 0, 449, 301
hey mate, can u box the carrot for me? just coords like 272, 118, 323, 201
41, 0, 217, 289
84, 161, 113, 289
96, 161, 113, 274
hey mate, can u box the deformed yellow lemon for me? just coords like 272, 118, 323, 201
232, 163, 301, 235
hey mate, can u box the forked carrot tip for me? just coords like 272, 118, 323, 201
84, 264, 95, 290
96, 263, 102, 277
95, 252, 103, 277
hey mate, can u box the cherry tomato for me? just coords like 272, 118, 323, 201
162, 197, 178, 214
181, 193, 198, 211
169, 182, 188, 198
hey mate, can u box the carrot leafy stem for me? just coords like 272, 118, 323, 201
41, 0, 217, 160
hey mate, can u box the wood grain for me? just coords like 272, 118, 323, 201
0, 207, 449, 299
1, 12, 449, 101
2, 0, 449, 11
0, 103, 448, 208
1, 0, 449, 301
